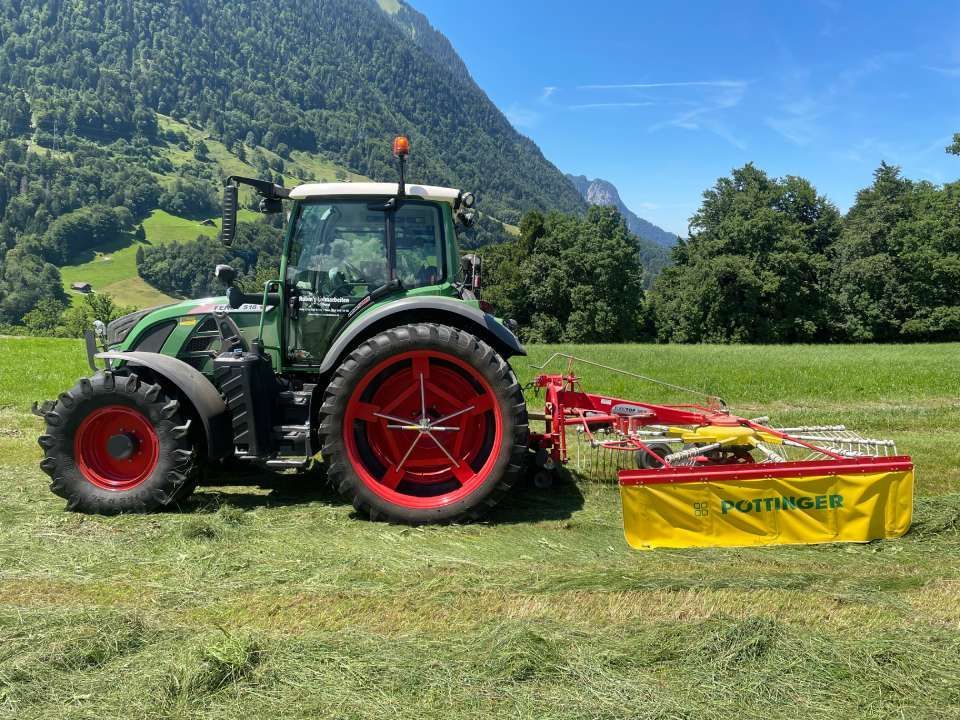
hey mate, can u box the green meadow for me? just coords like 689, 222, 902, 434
1, 338, 959, 719
59, 210, 219, 308
56, 113, 369, 310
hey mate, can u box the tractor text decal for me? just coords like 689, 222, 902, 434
300, 294, 354, 316
720, 495, 844, 514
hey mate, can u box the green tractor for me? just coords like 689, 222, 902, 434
36, 138, 529, 523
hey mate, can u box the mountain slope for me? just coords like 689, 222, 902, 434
567, 175, 673, 283
567, 175, 677, 247
0, 0, 588, 319
378, 0, 474, 86
0, 0, 584, 224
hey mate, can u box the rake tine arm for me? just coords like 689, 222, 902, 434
742, 419, 846, 461
748, 437, 786, 463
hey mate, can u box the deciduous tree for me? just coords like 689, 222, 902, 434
483, 206, 646, 343
648, 164, 841, 343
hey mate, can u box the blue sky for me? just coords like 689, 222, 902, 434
409, 0, 960, 236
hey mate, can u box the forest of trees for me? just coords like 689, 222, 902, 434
483, 144, 960, 344
482, 206, 647, 343
0, 0, 583, 224
137, 222, 283, 299
648, 158, 960, 343
0, 1, 957, 344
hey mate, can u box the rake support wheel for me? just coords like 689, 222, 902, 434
319, 323, 528, 523
38, 371, 197, 514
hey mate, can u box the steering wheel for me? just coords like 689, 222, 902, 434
323, 261, 364, 296
339, 260, 364, 282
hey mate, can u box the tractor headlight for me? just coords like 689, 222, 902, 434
93, 320, 107, 343
105, 307, 155, 346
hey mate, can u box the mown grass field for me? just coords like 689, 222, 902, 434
1, 338, 959, 719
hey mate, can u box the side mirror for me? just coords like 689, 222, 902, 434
226, 286, 246, 310
221, 184, 238, 246
215, 264, 237, 286
258, 196, 283, 214
456, 209, 476, 228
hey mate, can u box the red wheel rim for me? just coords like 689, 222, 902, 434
74, 405, 160, 491
343, 350, 503, 510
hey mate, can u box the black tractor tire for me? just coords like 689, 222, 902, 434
38, 370, 198, 514
319, 323, 528, 524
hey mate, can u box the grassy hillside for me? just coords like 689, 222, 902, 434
60, 211, 216, 307
58, 209, 267, 309
154, 115, 369, 189
1, 340, 958, 717
52, 113, 368, 309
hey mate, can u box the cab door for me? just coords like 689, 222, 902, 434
285, 200, 389, 365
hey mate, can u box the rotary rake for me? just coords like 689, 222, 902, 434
528, 354, 914, 549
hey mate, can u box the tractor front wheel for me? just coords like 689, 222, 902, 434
38, 371, 198, 514
319, 323, 528, 523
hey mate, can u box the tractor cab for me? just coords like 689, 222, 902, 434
217, 137, 483, 369
282, 182, 463, 364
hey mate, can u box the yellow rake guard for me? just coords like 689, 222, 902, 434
618, 457, 914, 550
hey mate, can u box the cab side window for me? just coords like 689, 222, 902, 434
285, 201, 389, 363
395, 202, 444, 288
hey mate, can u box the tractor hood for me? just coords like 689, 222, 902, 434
106, 296, 245, 350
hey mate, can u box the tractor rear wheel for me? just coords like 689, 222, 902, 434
38, 371, 197, 514
319, 323, 528, 523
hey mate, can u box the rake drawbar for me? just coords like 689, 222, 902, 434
528, 356, 914, 550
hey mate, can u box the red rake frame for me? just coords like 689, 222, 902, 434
528, 372, 912, 485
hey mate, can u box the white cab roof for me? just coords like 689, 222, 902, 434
289, 182, 461, 205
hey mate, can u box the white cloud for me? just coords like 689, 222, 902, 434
568, 101, 654, 110
504, 104, 541, 129
840, 134, 956, 166
647, 82, 749, 150
764, 115, 819, 146
926, 65, 960, 77
764, 53, 906, 147
577, 80, 748, 90
539, 85, 558, 101
541, 79, 749, 147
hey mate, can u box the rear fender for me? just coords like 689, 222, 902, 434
97, 351, 231, 460
318, 296, 526, 374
